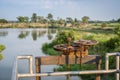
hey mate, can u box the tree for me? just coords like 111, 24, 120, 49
66, 17, 73, 23
17, 16, 29, 23
24, 17, 29, 23
17, 16, 25, 22
47, 13, 53, 21
0, 19, 8, 23
73, 18, 80, 27
114, 25, 120, 37
57, 18, 65, 26
37, 16, 45, 23
82, 16, 90, 24
31, 13, 37, 23
117, 18, 120, 23
65, 17, 74, 27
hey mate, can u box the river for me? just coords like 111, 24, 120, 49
0, 28, 80, 80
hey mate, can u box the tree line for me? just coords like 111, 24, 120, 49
0, 13, 120, 27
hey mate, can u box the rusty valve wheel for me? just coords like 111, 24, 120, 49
53, 37, 74, 55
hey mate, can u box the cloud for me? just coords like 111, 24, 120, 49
39, 0, 73, 9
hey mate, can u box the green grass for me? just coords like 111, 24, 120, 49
41, 25, 120, 80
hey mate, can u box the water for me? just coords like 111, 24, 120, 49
0, 28, 80, 80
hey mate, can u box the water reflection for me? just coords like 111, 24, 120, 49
18, 31, 29, 39
0, 28, 57, 41
32, 30, 37, 41
0, 31, 8, 37
48, 28, 57, 34
47, 28, 57, 40
38, 30, 46, 37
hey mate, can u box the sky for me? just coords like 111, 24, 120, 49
0, 0, 120, 21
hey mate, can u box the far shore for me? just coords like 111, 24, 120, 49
0, 23, 49, 28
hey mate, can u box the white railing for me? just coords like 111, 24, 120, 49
11, 52, 120, 80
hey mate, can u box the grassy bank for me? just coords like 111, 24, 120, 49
42, 25, 120, 80
0, 23, 49, 28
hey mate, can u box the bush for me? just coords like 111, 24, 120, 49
114, 26, 120, 37
0, 19, 8, 23
0, 44, 6, 52
0, 44, 5, 61
105, 37, 120, 50
101, 23, 108, 28
0, 53, 3, 60
42, 30, 75, 55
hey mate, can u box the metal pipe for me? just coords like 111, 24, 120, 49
11, 58, 18, 80
13, 53, 120, 80
29, 56, 33, 74
18, 69, 116, 78
116, 56, 119, 80
17, 55, 32, 59
105, 55, 109, 70
107, 52, 120, 56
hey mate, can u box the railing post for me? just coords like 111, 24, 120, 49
36, 58, 41, 80
96, 57, 102, 80
106, 54, 109, 70
116, 55, 119, 80
105, 54, 109, 79
66, 55, 70, 80
29, 56, 33, 74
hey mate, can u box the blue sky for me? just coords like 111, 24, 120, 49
0, 0, 120, 21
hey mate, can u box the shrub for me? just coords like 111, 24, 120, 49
0, 53, 3, 60
42, 30, 75, 55
101, 23, 107, 28
0, 44, 6, 52
0, 44, 6, 61
105, 37, 120, 50
114, 26, 120, 37
0, 19, 8, 23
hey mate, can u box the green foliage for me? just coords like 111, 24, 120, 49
31, 13, 37, 23
0, 44, 6, 61
114, 26, 120, 37
17, 16, 29, 23
101, 23, 108, 28
37, 16, 47, 23
54, 30, 75, 44
0, 44, 6, 52
0, 53, 3, 60
66, 17, 73, 23
0, 19, 8, 23
117, 18, 120, 23
42, 30, 75, 55
105, 37, 120, 50
82, 16, 90, 23
42, 43, 60, 55
47, 13, 53, 21
82, 33, 95, 40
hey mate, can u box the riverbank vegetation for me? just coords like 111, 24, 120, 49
0, 44, 6, 60
0, 13, 120, 28
42, 24, 120, 80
